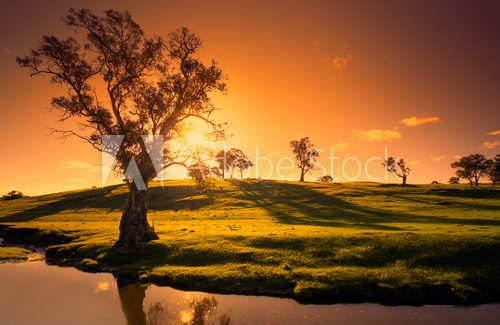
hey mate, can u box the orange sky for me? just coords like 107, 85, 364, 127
1, 0, 499, 195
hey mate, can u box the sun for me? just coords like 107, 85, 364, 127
184, 129, 206, 147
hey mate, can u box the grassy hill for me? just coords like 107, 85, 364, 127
1, 180, 499, 304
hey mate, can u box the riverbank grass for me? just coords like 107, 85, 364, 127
1, 180, 499, 303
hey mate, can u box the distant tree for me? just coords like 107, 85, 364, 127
451, 154, 490, 186
318, 175, 334, 183
214, 150, 227, 178
17, 9, 227, 250
485, 154, 500, 186
187, 161, 219, 191
215, 148, 245, 178
234, 155, 253, 179
383, 157, 411, 186
448, 177, 460, 185
290, 137, 319, 182
431, 180, 440, 184
3, 190, 24, 200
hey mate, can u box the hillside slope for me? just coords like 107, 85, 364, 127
1, 180, 499, 304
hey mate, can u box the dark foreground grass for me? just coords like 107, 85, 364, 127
0, 180, 499, 304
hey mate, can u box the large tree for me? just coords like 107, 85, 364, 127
383, 157, 411, 186
290, 137, 319, 182
451, 154, 490, 186
17, 9, 226, 249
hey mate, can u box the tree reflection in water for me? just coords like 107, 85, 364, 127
117, 279, 231, 325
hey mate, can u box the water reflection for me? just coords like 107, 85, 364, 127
0, 261, 499, 325
118, 280, 231, 325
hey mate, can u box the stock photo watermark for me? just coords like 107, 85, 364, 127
101, 135, 393, 188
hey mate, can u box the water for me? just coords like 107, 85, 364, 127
0, 261, 499, 325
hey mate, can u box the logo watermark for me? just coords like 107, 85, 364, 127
101, 135, 394, 188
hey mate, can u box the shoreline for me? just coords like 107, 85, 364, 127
1, 224, 499, 306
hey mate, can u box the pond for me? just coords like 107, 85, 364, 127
0, 261, 499, 324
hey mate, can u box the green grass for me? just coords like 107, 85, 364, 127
0, 180, 499, 303
0, 246, 32, 260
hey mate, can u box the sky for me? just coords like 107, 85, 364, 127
0, 0, 499, 195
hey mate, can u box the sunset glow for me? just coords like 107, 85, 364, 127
0, 1, 499, 195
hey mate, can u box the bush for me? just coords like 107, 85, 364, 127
3, 190, 24, 200
318, 175, 334, 183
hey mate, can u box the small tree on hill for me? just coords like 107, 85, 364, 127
318, 175, 334, 183
187, 161, 219, 191
234, 155, 253, 179
448, 177, 460, 185
383, 157, 411, 186
485, 154, 500, 186
214, 148, 247, 178
3, 190, 24, 200
451, 154, 490, 186
290, 137, 319, 182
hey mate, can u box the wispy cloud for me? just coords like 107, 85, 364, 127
350, 129, 402, 141
67, 177, 85, 182
483, 141, 500, 149
487, 130, 500, 136
430, 154, 446, 162
332, 54, 352, 72
400, 116, 440, 127
332, 142, 348, 151
61, 159, 100, 172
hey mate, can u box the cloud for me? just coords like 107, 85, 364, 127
487, 130, 500, 136
332, 54, 352, 71
332, 142, 348, 151
67, 177, 86, 182
430, 154, 446, 162
482, 141, 500, 149
410, 160, 421, 166
350, 129, 402, 141
61, 159, 100, 172
3, 48, 10, 55
400, 116, 440, 127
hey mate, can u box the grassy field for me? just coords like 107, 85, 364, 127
0, 180, 499, 304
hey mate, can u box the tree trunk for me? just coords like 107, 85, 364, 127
475, 177, 479, 186
231, 166, 234, 178
299, 168, 305, 182
117, 279, 147, 325
240, 170, 243, 179
402, 175, 407, 186
116, 183, 158, 250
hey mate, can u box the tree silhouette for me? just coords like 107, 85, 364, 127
215, 148, 249, 178
17, 9, 226, 249
317, 175, 334, 183
383, 157, 411, 186
451, 154, 490, 186
486, 154, 500, 186
290, 137, 319, 182
448, 177, 460, 185
187, 160, 220, 191
234, 155, 253, 179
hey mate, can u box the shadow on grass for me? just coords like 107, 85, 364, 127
0, 184, 212, 223
230, 180, 500, 229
